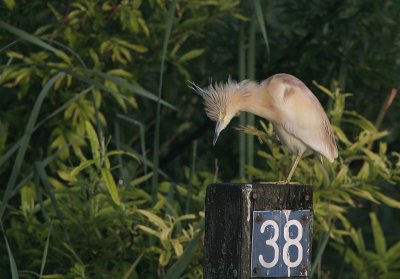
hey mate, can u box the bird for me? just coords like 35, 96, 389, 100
190, 73, 338, 183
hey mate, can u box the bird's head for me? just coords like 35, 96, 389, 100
190, 79, 255, 145
212, 110, 235, 146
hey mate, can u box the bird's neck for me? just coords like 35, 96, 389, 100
237, 84, 280, 123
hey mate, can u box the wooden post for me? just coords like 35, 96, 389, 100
204, 183, 313, 279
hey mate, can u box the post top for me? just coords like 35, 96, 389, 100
206, 183, 313, 211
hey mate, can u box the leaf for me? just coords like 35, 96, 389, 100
0, 21, 60, 55
344, 248, 364, 271
100, 168, 121, 205
117, 40, 148, 53
40, 274, 65, 279
160, 227, 172, 249
159, 250, 171, 266
137, 225, 160, 238
85, 121, 101, 168
55, 51, 72, 65
386, 242, 400, 266
374, 191, 400, 209
332, 125, 352, 145
163, 222, 204, 279
253, 0, 270, 55
171, 239, 183, 256
5, 51, 24, 59
349, 188, 380, 204
70, 159, 95, 177
106, 150, 138, 161
369, 212, 386, 256
106, 69, 132, 79
313, 81, 335, 99
130, 172, 153, 187
352, 228, 366, 254
176, 16, 207, 31
344, 111, 378, 133
34, 172, 49, 223
356, 162, 370, 180
137, 209, 168, 231
311, 220, 334, 277
362, 148, 389, 172
122, 252, 144, 279
1, 223, 19, 279
57, 170, 77, 183
40, 222, 53, 278
175, 214, 197, 224
232, 12, 250, 21
178, 49, 205, 63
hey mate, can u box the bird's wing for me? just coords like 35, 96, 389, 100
280, 86, 338, 162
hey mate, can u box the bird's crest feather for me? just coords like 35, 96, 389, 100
189, 79, 254, 121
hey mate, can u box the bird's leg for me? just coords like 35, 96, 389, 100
285, 153, 302, 184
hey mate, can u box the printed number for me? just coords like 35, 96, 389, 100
259, 220, 279, 268
283, 220, 303, 267
258, 219, 303, 268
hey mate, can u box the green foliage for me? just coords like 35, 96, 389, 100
332, 212, 400, 278
0, 0, 399, 278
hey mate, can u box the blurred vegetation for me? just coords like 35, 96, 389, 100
0, 0, 399, 278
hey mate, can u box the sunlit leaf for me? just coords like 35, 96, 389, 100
137, 209, 168, 231
70, 160, 95, 176
374, 191, 400, 209
137, 225, 160, 238
178, 49, 205, 63
100, 168, 121, 205
159, 250, 171, 266
85, 121, 101, 168
370, 212, 386, 256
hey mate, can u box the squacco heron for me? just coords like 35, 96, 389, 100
191, 73, 338, 183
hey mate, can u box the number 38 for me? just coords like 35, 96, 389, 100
258, 219, 303, 268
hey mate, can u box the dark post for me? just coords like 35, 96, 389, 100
204, 183, 313, 279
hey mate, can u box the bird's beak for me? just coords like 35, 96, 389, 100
213, 121, 222, 146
